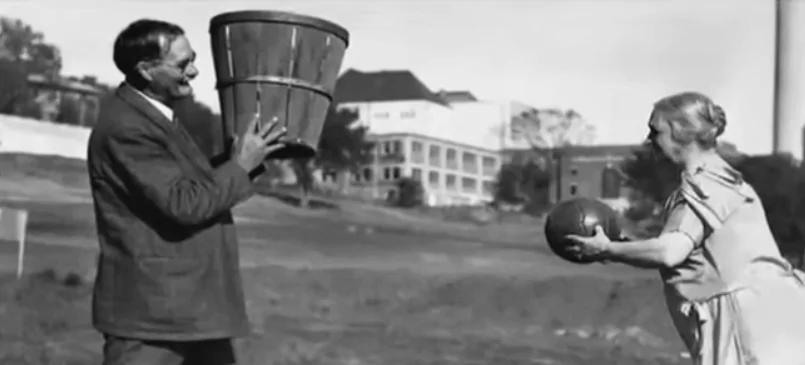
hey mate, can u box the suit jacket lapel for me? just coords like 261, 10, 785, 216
116, 83, 174, 130
174, 117, 216, 170
115, 83, 212, 171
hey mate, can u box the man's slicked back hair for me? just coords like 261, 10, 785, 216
113, 19, 185, 78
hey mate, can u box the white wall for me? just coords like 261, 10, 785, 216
0, 114, 90, 160
341, 100, 447, 136
447, 100, 513, 150
341, 99, 537, 152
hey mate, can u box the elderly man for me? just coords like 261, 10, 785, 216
87, 18, 285, 365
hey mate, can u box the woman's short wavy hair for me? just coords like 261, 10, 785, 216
650, 91, 727, 150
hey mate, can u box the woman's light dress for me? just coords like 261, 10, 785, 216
660, 156, 805, 365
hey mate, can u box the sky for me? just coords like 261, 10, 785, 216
2, 0, 777, 154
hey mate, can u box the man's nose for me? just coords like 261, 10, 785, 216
186, 63, 199, 79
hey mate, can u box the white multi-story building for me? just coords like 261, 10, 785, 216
331, 69, 536, 206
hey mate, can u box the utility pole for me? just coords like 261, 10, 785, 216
774, 0, 805, 159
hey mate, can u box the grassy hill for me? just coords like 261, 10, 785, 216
0, 153, 684, 365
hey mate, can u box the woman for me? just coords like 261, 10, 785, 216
566, 91, 805, 365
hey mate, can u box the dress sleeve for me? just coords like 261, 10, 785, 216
662, 200, 708, 247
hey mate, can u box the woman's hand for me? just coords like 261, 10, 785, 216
565, 226, 613, 262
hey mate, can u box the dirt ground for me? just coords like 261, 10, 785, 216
0, 153, 688, 365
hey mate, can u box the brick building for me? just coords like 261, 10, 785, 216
505, 144, 640, 207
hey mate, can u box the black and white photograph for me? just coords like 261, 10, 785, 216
0, 0, 803, 364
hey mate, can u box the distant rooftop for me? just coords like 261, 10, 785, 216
27, 74, 105, 95
333, 69, 450, 107
436, 90, 478, 103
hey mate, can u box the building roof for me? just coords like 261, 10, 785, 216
333, 69, 450, 107
27, 74, 105, 95
437, 90, 478, 103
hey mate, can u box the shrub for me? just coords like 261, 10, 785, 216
390, 177, 425, 208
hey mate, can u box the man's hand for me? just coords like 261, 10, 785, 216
232, 114, 286, 172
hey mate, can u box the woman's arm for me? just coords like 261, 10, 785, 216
602, 232, 695, 269
604, 202, 706, 269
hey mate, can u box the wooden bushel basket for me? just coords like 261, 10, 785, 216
209, 10, 350, 160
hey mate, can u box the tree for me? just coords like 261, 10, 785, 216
291, 158, 316, 207
55, 96, 82, 126
390, 177, 425, 208
0, 17, 63, 118
496, 107, 593, 212
620, 141, 747, 210
620, 144, 681, 208
510, 108, 596, 151
316, 107, 373, 180
620, 142, 805, 266
290, 106, 373, 207
0, 58, 30, 114
0, 17, 62, 78
493, 160, 551, 214
736, 154, 805, 263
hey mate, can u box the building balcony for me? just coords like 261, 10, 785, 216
482, 165, 497, 177
376, 152, 406, 164
462, 164, 479, 174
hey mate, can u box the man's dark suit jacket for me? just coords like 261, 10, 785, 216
86, 83, 254, 341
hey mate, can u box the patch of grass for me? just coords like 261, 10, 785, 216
0, 200, 96, 238
0, 153, 90, 194
0, 258, 684, 365
0, 152, 686, 364
0, 269, 99, 365
235, 265, 685, 365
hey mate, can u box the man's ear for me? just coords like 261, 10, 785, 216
135, 61, 154, 82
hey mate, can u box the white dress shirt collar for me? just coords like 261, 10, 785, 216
127, 83, 174, 122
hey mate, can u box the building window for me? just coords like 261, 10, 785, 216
570, 183, 578, 196
401, 110, 416, 119
570, 166, 578, 176
383, 140, 402, 155
446, 148, 458, 169
411, 168, 423, 181
428, 171, 440, 187
461, 177, 478, 193
383, 166, 401, 180
362, 167, 373, 182
462, 152, 478, 174
411, 141, 425, 163
445, 174, 457, 190
601, 166, 622, 199
481, 156, 497, 176
428, 145, 441, 167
